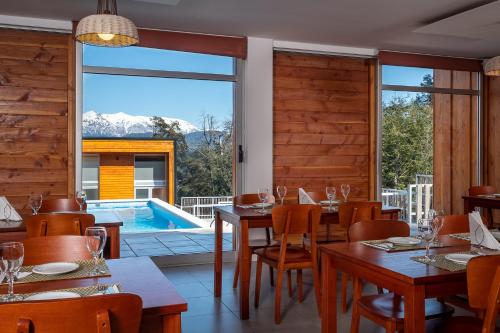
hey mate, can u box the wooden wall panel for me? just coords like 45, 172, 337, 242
0, 28, 74, 213
485, 77, 500, 224
99, 154, 135, 200
273, 52, 373, 201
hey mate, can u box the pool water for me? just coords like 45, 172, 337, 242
87, 200, 201, 233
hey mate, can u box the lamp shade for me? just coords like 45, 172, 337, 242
484, 56, 500, 76
75, 14, 139, 47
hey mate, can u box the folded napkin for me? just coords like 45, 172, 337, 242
298, 188, 316, 204
0, 196, 22, 222
469, 211, 500, 250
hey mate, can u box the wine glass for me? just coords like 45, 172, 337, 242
28, 194, 42, 215
325, 187, 336, 211
417, 218, 436, 263
257, 188, 270, 214
76, 191, 87, 211
341, 184, 350, 202
0, 242, 24, 302
0, 258, 6, 286
85, 227, 107, 276
276, 186, 287, 206
3, 205, 12, 223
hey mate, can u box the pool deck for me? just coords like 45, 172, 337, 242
120, 228, 234, 257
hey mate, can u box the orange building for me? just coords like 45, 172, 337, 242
82, 139, 175, 204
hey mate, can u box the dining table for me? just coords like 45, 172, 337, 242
319, 235, 472, 333
463, 194, 500, 226
213, 204, 401, 320
0, 213, 123, 259
0, 256, 188, 333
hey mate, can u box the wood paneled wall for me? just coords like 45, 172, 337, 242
0, 28, 74, 213
433, 70, 479, 215
273, 51, 375, 200
99, 154, 135, 200
485, 76, 500, 223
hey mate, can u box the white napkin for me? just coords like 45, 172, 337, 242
469, 211, 500, 250
298, 188, 316, 204
0, 196, 22, 222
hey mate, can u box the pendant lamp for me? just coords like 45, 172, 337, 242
484, 56, 500, 76
75, 0, 139, 47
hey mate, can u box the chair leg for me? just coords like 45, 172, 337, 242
232, 254, 239, 289
254, 257, 263, 308
341, 272, 349, 313
297, 269, 303, 303
349, 277, 362, 333
384, 321, 396, 333
269, 266, 274, 286
287, 270, 293, 297
312, 259, 321, 315
275, 268, 284, 324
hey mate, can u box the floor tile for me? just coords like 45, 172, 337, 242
124, 236, 158, 244
175, 282, 212, 298
160, 239, 198, 247
134, 248, 174, 256
183, 296, 232, 318
169, 245, 207, 255
119, 250, 136, 258
128, 242, 165, 250
181, 312, 253, 333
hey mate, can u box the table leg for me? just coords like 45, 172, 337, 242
321, 254, 337, 333
404, 285, 425, 333
464, 198, 472, 214
106, 226, 120, 259
239, 219, 250, 320
162, 314, 181, 333
214, 211, 223, 297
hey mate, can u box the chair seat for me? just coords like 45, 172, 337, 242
249, 239, 279, 249
254, 246, 311, 263
358, 293, 454, 321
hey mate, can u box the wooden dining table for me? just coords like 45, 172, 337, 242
213, 204, 401, 320
0, 213, 123, 259
0, 256, 187, 333
319, 235, 471, 333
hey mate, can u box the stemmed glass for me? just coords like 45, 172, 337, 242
326, 187, 336, 211
76, 191, 87, 211
0, 242, 24, 302
341, 184, 350, 202
257, 188, 270, 214
3, 205, 12, 223
28, 194, 42, 215
276, 186, 287, 206
417, 218, 437, 263
85, 227, 107, 276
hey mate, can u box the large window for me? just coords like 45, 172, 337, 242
381, 65, 479, 222
82, 155, 99, 200
81, 45, 238, 206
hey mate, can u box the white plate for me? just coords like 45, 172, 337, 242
445, 253, 477, 265
32, 262, 79, 276
251, 202, 273, 208
319, 200, 340, 205
25, 291, 81, 301
387, 237, 421, 246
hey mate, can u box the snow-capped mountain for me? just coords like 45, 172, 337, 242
82, 111, 198, 137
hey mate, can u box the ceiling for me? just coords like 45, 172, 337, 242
1, 0, 500, 58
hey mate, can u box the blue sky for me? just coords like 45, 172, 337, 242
382, 65, 432, 103
83, 46, 234, 128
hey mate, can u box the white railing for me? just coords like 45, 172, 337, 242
180, 196, 233, 220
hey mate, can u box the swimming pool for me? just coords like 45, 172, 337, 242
87, 199, 202, 233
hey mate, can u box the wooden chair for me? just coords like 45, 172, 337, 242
232, 193, 276, 288
349, 221, 454, 333
442, 255, 500, 333
38, 198, 86, 213
22, 235, 92, 265
0, 293, 142, 333
469, 186, 497, 227
24, 213, 95, 238
253, 204, 322, 324
438, 214, 470, 235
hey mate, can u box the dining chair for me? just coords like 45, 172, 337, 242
0, 293, 142, 333
253, 204, 322, 324
348, 222, 454, 333
442, 255, 500, 333
24, 213, 95, 238
232, 193, 276, 288
438, 214, 470, 235
38, 198, 86, 213
468, 186, 497, 227
22, 235, 92, 265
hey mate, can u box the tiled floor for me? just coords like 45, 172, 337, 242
160, 262, 465, 333
120, 231, 234, 257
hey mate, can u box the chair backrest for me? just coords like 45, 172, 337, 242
438, 214, 469, 235
271, 204, 322, 238
348, 220, 410, 242
467, 255, 500, 320
468, 186, 496, 196
25, 213, 95, 238
38, 198, 86, 213
22, 235, 93, 265
0, 293, 142, 333
338, 201, 382, 228
233, 193, 275, 205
